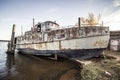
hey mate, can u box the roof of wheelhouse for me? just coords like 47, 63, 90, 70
36, 21, 59, 26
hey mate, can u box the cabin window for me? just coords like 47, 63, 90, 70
37, 24, 41, 32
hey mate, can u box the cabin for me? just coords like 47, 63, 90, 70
16, 21, 60, 43
34, 21, 59, 32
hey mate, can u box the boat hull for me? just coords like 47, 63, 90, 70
17, 35, 109, 50
16, 26, 109, 60
17, 48, 104, 59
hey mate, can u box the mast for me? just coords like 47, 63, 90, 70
32, 18, 35, 43
21, 26, 23, 36
78, 17, 81, 29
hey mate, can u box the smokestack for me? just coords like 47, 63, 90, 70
78, 17, 81, 29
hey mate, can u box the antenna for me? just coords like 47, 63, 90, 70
102, 21, 103, 27
33, 18, 35, 28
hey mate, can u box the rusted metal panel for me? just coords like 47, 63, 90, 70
38, 43, 46, 50
60, 35, 109, 50
25, 35, 108, 50
47, 42, 59, 50
16, 27, 109, 44
16, 34, 109, 51
79, 28, 86, 37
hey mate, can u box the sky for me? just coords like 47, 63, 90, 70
0, 0, 120, 40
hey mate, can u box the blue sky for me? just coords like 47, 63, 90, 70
0, 0, 120, 40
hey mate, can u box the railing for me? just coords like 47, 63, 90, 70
0, 40, 10, 42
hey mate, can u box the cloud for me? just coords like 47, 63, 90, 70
113, 0, 120, 7
103, 9, 120, 30
88, 0, 94, 3
47, 8, 58, 13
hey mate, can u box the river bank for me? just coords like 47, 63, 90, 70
80, 50, 120, 80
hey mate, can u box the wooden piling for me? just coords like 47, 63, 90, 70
55, 54, 58, 60
7, 24, 16, 54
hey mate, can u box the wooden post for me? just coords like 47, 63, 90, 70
55, 54, 58, 60
7, 24, 16, 54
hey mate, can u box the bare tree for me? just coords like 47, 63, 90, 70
87, 13, 101, 26
76, 13, 101, 27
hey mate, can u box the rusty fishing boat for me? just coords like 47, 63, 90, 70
16, 18, 110, 59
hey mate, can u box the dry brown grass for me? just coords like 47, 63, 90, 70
81, 50, 120, 80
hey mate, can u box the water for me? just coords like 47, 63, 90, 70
0, 42, 81, 80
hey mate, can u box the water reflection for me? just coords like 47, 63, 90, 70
6, 54, 15, 70
14, 54, 81, 80
4, 53, 17, 80
0, 51, 81, 80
